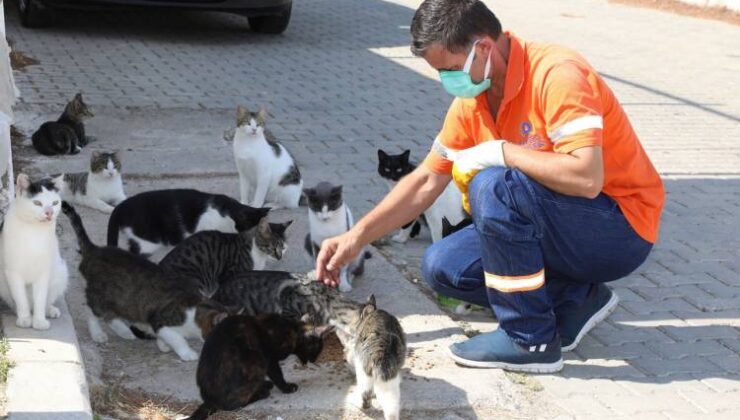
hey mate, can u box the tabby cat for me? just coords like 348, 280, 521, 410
159, 216, 292, 297
32, 93, 94, 156
54, 151, 126, 214
107, 189, 270, 257
214, 271, 362, 334
187, 314, 332, 420
63, 202, 229, 361
343, 295, 406, 420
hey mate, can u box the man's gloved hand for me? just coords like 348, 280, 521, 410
451, 140, 507, 213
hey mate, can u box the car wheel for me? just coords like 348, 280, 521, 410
18, 0, 51, 28
248, 4, 292, 34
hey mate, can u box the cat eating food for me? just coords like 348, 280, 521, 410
106, 188, 270, 258
227, 106, 303, 209
63, 202, 229, 361
303, 182, 370, 292
343, 295, 406, 420
54, 151, 126, 214
159, 215, 292, 297
377, 148, 467, 243
187, 313, 332, 420
32, 93, 94, 156
0, 174, 68, 330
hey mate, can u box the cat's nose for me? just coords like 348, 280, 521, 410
44, 209, 54, 219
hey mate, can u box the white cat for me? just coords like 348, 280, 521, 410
54, 151, 126, 214
228, 106, 303, 209
303, 182, 370, 293
0, 174, 68, 330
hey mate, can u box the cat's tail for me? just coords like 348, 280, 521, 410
186, 402, 216, 420
61, 202, 96, 255
106, 205, 121, 247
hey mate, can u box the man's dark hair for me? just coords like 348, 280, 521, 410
410, 0, 502, 57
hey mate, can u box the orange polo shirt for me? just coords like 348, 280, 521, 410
424, 33, 664, 243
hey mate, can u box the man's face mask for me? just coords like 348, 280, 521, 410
439, 40, 492, 98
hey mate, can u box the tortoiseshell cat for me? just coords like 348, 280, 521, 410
187, 313, 333, 419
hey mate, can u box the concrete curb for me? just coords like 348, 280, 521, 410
3, 299, 92, 420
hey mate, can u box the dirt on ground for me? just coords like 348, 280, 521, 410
610, 0, 740, 25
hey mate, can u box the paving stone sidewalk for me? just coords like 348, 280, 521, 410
5, 0, 740, 418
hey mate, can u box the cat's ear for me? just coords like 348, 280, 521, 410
378, 149, 388, 160
302, 187, 315, 197
441, 216, 452, 232
257, 107, 268, 121
361, 294, 377, 319
74, 92, 83, 102
51, 174, 65, 191
270, 220, 293, 235
91, 151, 101, 161
257, 216, 271, 235
401, 149, 411, 161
236, 106, 249, 126
212, 312, 229, 327
15, 173, 30, 197
313, 324, 335, 339
330, 185, 343, 196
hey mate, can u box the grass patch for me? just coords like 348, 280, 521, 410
504, 371, 544, 392
0, 337, 14, 383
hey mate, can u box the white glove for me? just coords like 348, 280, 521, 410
450, 140, 507, 213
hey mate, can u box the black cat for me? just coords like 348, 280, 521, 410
187, 313, 333, 419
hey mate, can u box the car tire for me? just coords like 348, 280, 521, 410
18, 0, 51, 28
248, 4, 292, 34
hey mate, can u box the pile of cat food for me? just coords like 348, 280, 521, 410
0, 93, 473, 419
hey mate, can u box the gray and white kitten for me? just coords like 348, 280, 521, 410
54, 151, 126, 214
303, 182, 370, 293
62, 202, 229, 361
226, 106, 303, 209
342, 295, 406, 420
159, 216, 293, 297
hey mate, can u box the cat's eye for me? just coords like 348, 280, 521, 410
33, 200, 42, 206
53, 201, 59, 205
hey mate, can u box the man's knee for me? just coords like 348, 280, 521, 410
468, 167, 539, 239
421, 242, 445, 292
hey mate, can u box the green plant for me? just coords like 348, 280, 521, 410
0, 337, 14, 383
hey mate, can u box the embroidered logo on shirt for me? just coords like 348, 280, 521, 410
520, 121, 545, 150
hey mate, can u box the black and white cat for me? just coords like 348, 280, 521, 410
303, 182, 370, 293
54, 151, 126, 214
0, 174, 68, 330
159, 216, 292, 297
377, 149, 466, 243
106, 189, 270, 258
31, 93, 94, 156
63, 202, 230, 361
226, 106, 303, 209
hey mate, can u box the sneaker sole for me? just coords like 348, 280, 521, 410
447, 348, 564, 373
561, 290, 619, 353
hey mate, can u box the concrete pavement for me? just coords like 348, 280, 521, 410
4, 0, 740, 418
